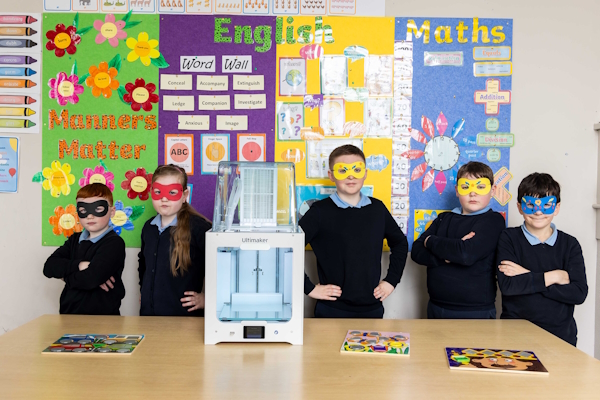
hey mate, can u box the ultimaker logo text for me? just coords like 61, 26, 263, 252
242, 238, 268, 243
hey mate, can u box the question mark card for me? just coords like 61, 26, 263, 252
320, 98, 345, 136
320, 55, 348, 95
365, 97, 392, 137
279, 58, 306, 96
277, 102, 304, 140
365, 55, 393, 97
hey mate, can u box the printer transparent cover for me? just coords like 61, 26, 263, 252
212, 161, 298, 233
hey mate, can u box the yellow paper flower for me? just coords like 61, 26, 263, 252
126, 32, 160, 67
42, 161, 76, 198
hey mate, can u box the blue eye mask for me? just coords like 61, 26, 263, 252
520, 196, 557, 215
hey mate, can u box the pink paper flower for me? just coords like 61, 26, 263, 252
48, 72, 84, 106
79, 165, 115, 191
94, 14, 126, 48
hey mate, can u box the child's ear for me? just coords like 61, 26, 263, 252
327, 169, 335, 183
109, 205, 116, 218
554, 202, 561, 216
491, 184, 497, 196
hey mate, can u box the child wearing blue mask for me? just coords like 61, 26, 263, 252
496, 173, 588, 346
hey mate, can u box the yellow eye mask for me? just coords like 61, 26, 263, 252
457, 178, 492, 196
332, 162, 366, 180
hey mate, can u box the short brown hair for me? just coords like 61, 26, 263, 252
76, 183, 113, 206
328, 145, 366, 170
456, 161, 494, 184
517, 173, 561, 203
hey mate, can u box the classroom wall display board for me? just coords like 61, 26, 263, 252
340, 329, 410, 356
42, 334, 144, 354
445, 347, 549, 375
393, 17, 513, 248
43, 0, 385, 18
0, 13, 42, 134
40, 14, 513, 248
40, 12, 161, 247
158, 15, 277, 219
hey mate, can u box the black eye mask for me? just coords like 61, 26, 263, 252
76, 200, 110, 218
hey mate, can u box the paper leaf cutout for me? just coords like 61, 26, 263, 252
436, 112, 448, 136
150, 54, 170, 69
32, 171, 43, 183
434, 170, 447, 194
422, 169, 435, 191
99, 159, 108, 171
78, 73, 89, 85
117, 86, 128, 105
421, 115, 434, 139
77, 26, 94, 36
108, 54, 122, 73
129, 205, 145, 222
400, 150, 424, 160
123, 20, 142, 29
71, 60, 77, 77
411, 162, 428, 181
121, 10, 132, 24
73, 12, 79, 29
409, 128, 428, 144
452, 118, 465, 138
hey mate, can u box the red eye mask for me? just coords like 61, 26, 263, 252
151, 183, 184, 201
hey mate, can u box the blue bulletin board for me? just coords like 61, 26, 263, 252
393, 17, 513, 248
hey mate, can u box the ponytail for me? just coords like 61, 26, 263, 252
169, 203, 207, 276
152, 164, 211, 277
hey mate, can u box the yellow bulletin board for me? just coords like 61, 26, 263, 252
275, 17, 396, 216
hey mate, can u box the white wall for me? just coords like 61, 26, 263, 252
1, 0, 598, 357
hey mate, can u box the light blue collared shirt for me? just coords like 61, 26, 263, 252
521, 223, 557, 246
451, 206, 491, 216
330, 192, 372, 209
151, 214, 178, 234
78, 228, 112, 243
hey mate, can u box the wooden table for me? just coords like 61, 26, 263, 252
1, 315, 599, 399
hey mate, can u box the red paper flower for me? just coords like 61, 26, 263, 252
123, 78, 159, 112
46, 24, 81, 58
121, 168, 153, 201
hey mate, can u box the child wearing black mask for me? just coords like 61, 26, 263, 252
44, 183, 126, 315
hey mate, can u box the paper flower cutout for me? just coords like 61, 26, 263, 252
48, 71, 84, 106
123, 78, 158, 112
86, 61, 119, 98
405, 112, 465, 194
94, 14, 127, 47
79, 165, 115, 191
45, 24, 81, 58
121, 168, 153, 201
49, 204, 83, 238
126, 32, 160, 67
42, 161, 76, 198
109, 201, 135, 235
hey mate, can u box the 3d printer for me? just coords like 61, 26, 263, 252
204, 162, 304, 345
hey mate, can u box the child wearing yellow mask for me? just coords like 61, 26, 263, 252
411, 161, 505, 319
299, 145, 408, 318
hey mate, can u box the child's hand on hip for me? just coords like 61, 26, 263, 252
498, 260, 530, 276
374, 281, 394, 302
181, 291, 204, 312
308, 284, 342, 301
